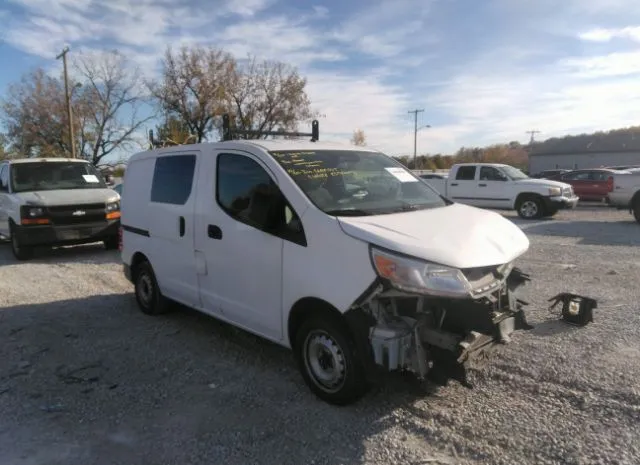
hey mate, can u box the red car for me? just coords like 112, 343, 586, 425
549, 169, 615, 201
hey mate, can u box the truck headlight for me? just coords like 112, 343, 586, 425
548, 187, 562, 196
370, 246, 472, 298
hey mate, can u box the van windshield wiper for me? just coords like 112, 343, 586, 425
325, 208, 373, 216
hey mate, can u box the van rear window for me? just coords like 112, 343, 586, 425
150, 155, 196, 205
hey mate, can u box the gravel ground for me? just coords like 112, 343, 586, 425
1, 206, 639, 465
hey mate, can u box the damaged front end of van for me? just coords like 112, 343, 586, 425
344, 246, 533, 388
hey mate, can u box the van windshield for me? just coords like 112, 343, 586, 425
11, 162, 107, 193
269, 149, 447, 216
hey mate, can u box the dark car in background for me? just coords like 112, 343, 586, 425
547, 169, 616, 202
530, 169, 570, 179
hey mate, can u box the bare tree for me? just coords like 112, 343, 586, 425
224, 56, 313, 139
0, 68, 77, 157
351, 128, 366, 146
148, 45, 235, 143
73, 50, 154, 165
1, 51, 151, 165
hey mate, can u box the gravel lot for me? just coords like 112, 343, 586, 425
1, 206, 639, 465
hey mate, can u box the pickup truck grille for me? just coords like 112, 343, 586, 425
47, 203, 107, 225
562, 186, 573, 197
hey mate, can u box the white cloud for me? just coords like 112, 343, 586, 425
579, 26, 640, 42
561, 51, 640, 78
4, 0, 640, 157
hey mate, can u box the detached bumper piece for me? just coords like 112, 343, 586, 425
363, 268, 534, 389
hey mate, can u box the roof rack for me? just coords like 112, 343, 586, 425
221, 113, 319, 142
147, 130, 198, 149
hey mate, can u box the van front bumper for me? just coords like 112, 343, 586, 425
13, 219, 120, 247
544, 194, 579, 210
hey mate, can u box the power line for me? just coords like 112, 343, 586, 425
526, 130, 541, 144
408, 109, 425, 168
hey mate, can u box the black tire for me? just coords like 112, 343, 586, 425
103, 235, 119, 250
9, 223, 33, 261
133, 260, 171, 315
294, 314, 369, 406
516, 195, 543, 219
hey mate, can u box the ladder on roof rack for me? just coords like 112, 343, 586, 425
221, 114, 319, 142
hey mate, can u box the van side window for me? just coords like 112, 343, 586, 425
456, 166, 476, 180
216, 153, 306, 246
150, 155, 196, 205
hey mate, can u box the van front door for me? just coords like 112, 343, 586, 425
194, 150, 292, 341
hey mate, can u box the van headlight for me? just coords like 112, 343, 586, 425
370, 246, 472, 298
106, 201, 120, 213
548, 187, 562, 196
25, 207, 45, 218
106, 201, 121, 219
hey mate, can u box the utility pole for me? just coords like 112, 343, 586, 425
56, 46, 75, 159
526, 130, 540, 144
408, 109, 425, 169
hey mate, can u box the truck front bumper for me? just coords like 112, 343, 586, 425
13, 220, 120, 247
544, 194, 579, 210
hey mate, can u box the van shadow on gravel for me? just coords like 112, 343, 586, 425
0, 294, 460, 465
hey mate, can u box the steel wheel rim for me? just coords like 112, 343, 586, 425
520, 200, 538, 218
137, 272, 153, 307
303, 330, 346, 393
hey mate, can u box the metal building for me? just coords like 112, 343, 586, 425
528, 132, 640, 174
529, 149, 640, 174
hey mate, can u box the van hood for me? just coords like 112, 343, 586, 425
337, 203, 529, 269
515, 178, 570, 189
16, 188, 119, 206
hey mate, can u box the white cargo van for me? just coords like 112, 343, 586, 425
120, 128, 533, 405
0, 158, 121, 260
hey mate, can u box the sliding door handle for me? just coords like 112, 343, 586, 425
208, 224, 222, 240
179, 216, 185, 237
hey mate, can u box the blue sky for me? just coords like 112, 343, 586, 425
1, 0, 640, 159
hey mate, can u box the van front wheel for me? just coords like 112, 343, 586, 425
133, 261, 170, 315
294, 316, 368, 405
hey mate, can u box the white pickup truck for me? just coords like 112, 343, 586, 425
606, 169, 640, 222
424, 163, 579, 219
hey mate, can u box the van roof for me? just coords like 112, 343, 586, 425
4, 158, 89, 164
130, 139, 380, 161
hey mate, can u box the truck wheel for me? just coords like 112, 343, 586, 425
9, 223, 33, 261
133, 260, 171, 315
516, 196, 543, 219
294, 315, 368, 405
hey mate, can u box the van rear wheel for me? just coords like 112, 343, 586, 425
133, 261, 170, 315
294, 315, 368, 405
